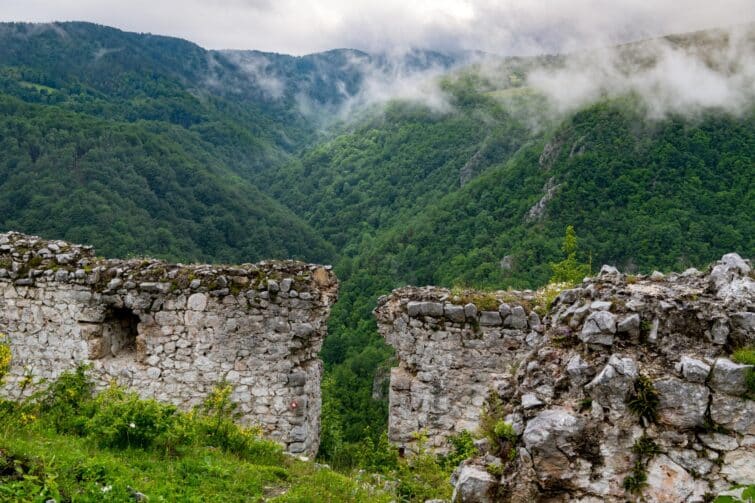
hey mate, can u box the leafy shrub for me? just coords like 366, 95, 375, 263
192, 383, 284, 464
394, 432, 452, 502
479, 390, 506, 444
478, 391, 518, 458
440, 430, 477, 470
38, 365, 94, 434
549, 226, 591, 284
0, 333, 10, 383
493, 420, 517, 443
86, 384, 181, 450
357, 432, 400, 474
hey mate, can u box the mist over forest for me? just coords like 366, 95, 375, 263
0, 7, 753, 502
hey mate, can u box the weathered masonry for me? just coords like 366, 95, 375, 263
0, 232, 338, 455
377, 255, 754, 501
375, 287, 540, 451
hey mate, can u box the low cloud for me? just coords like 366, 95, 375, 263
334, 53, 455, 118
527, 24, 755, 118
221, 51, 286, 99
2, 0, 752, 56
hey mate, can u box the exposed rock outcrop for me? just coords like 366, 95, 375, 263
376, 254, 754, 501
0, 232, 338, 455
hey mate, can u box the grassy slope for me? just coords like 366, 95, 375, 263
0, 367, 393, 503
1, 425, 390, 503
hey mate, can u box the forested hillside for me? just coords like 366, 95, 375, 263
0, 21, 752, 472
304, 95, 754, 464
0, 22, 343, 262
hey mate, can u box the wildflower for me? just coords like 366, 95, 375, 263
129, 422, 136, 428
102, 485, 112, 493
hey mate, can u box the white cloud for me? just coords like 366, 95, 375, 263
527, 23, 755, 117
0, 0, 752, 55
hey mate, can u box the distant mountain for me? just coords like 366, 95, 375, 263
0, 21, 337, 262
220, 47, 460, 107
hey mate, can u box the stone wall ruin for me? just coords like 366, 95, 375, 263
377, 255, 754, 501
0, 232, 338, 456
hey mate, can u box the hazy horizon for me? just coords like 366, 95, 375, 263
2, 0, 753, 56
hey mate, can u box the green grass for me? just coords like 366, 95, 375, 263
0, 421, 391, 503
731, 346, 755, 396
0, 367, 393, 503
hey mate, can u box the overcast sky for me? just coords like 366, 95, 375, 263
2, 0, 753, 55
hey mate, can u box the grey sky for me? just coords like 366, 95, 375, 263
1, 0, 752, 55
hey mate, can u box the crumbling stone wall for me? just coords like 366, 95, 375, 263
377, 255, 754, 501
375, 287, 542, 451
0, 232, 338, 456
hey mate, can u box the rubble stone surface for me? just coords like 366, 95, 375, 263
376, 253, 754, 501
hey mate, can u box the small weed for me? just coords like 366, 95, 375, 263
631, 435, 660, 460
551, 332, 578, 348
486, 462, 504, 477
450, 286, 500, 311
623, 460, 648, 493
27, 256, 43, 268
533, 281, 573, 316
0, 334, 11, 383
731, 346, 755, 397
627, 375, 659, 423
578, 397, 592, 412
640, 319, 652, 334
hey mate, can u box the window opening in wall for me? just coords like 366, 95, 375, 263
102, 307, 140, 358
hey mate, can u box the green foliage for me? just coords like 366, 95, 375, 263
38, 364, 94, 435
440, 430, 477, 470
632, 434, 661, 461
550, 225, 591, 284
0, 333, 10, 383
712, 485, 755, 503
0, 370, 390, 502
627, 375, 660, 423
0, 94, 335, 264
623, 460, 648, 494
393, 432, 453, 502
85, 384, 181, 450
486, 462, 504, 477
731, 347, 755, 397
478, 391, 518, 460
493, 421, 517, 443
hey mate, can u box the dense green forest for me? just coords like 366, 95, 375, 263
0, 21, 753, 476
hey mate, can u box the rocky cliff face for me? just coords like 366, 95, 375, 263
376, 254, 754, 502
0, 232, 338, 455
